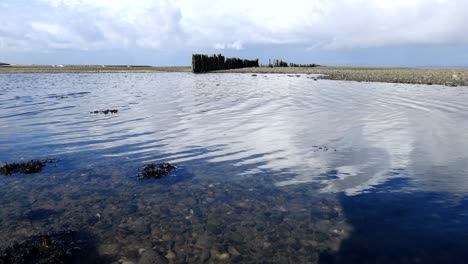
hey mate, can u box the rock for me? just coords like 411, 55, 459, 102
228, 246, 240, 256
195, 234, 212, 249
165, 250, 176, 260
231, 255, 244, 263
120, 259, 137, 264
138, 250, 168, 264
217, 253, 230, 261
130, 219, 149, 234
200, 249, 211, 262
98, 243, 121, 255
206, 224, 222, 235
229, 232, 244, 243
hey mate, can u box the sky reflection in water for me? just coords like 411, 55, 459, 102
1, 73, 468, 263
1, 73, 467, 195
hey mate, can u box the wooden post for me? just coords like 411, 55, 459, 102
192, 54, 259, 73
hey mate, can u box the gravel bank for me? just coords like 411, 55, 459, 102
3, 65, 468, 87
222, 66, 468, 86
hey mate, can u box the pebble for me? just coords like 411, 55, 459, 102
165, 250, 176, 260
120, 259, 137, 264
228, 246, 240, 256
98, 243, 121, 255
138, 250, 169, 264
217, 253, 230, 261
195, 234, 213, 249
201, 249, 211, 262
0, 166, 351, 264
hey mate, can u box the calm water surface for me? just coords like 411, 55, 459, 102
1, 73, 468, 263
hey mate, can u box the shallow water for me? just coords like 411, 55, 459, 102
1, 73, 468, 263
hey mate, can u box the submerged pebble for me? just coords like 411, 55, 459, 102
138, 250, 168, 264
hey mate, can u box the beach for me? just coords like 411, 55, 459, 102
2, 64, 467, 87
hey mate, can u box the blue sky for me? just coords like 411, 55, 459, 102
0, 0, 467, 67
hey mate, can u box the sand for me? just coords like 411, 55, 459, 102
2, 65, 468, 86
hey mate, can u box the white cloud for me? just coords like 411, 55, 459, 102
177, 0, 468, 49
0, 0, 467, 52
213, 41, 244, 50
0, 0, 184, 51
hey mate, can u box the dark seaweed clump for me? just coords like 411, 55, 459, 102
90, 109, 118, 114
0, 231, 93, 264
0, 160, 53, 176
138, 163, 177, 180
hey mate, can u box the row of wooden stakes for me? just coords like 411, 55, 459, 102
192, 54, 259, 73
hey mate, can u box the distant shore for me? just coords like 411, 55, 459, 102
0, 65, 192, 74
1, 65, 467, 86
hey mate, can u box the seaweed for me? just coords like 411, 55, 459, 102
137, 163, 177, 180
0, 159, 55, 176
90, 109, 118, 114
0, 230, 96, 264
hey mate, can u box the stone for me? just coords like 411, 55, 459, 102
138, 250, 169, 264
165, 250, 176, 260
200, 249, 211, 262
217, 253, 230, 261
195, 234, 212, 249
120, 259, 137, 264
228, 246, 240, 256
98, 243, 121, 255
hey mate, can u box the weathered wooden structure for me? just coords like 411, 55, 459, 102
192, 54, 259, 73
289, 63, 320, 67
267, 59, 319, 68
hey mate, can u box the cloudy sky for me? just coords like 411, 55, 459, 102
0, 0, 467, 66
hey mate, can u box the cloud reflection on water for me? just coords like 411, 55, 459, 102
1, 73, 468, 195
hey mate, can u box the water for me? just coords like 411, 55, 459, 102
1, 73, 468, 263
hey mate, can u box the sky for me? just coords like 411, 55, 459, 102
0, 0, 467, 67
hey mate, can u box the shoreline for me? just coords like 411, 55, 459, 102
221, 66, 468, 87
2, 65, 468, 86
0, 65, 192, 74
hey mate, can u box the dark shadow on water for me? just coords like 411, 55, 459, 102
320, 178, 468, 264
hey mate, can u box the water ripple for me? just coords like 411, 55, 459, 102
1, 73, 468, 194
